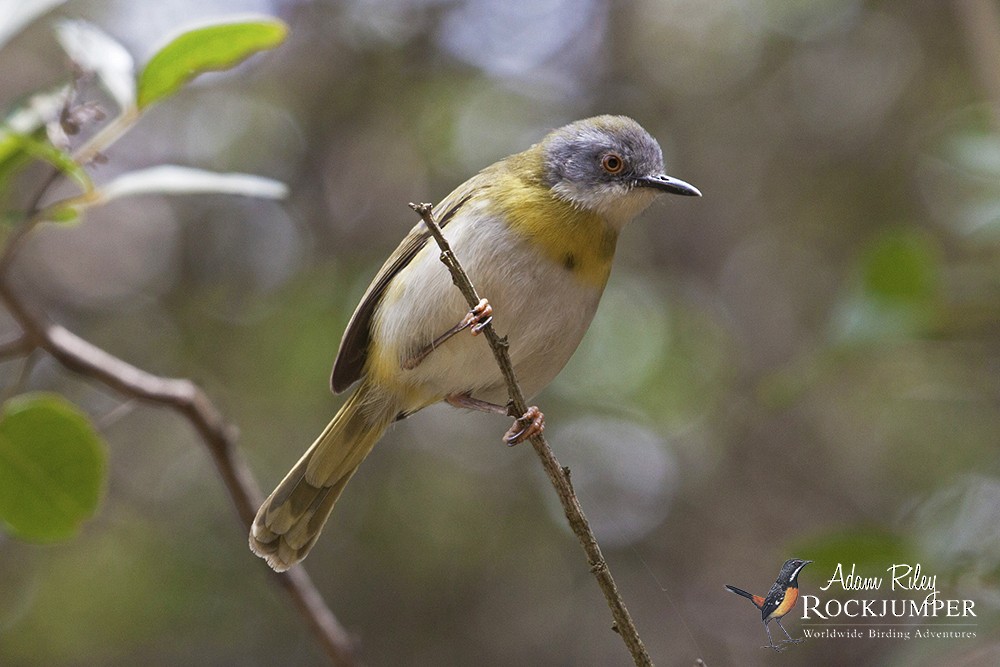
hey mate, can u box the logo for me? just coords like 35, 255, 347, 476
725, 558, 812, 652
800, 562, 978, 641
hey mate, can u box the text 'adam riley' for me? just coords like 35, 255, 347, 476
800, 563, 976, 620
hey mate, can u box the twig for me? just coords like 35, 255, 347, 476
408, 202, 654, 667
0, 94, 358, 662
0, 269, 358, 666
0, 166, 61, 280
0, 333, 32, 360
0, 348, 39, 404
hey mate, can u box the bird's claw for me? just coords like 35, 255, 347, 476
461, 298, 493, 335
504, 406, 544, 445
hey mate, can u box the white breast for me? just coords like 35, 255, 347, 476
372, 204, 605, 410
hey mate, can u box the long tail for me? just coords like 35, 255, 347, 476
250, 381, 397, 571
725, 585, 765, 609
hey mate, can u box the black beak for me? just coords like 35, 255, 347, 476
636, 174, 701, 197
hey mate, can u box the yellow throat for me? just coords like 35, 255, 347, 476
488, 155, 618, 288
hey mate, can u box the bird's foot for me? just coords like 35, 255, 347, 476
504, 406, 544, 445
461, 298, 493, 335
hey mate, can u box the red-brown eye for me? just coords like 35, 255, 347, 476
601, 153, 624, 174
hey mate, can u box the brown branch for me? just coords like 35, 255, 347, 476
0, 278, 358, 666
0, 64, 356, 663
0, 333, 33, 360
408, 202, 654, 667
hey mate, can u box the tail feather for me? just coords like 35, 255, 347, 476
250, 383, 395, 571
725, 585, 765, 608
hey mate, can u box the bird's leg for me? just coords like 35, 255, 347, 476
402, 298, 493, 370
445, 393, 508, 415
445, 393, 545, 446
762, 622, 785, 652
775, 618, 804, 644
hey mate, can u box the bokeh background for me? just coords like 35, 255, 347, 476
2, 0, 1000, 665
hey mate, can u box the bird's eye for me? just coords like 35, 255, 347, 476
601, 153, 624, 174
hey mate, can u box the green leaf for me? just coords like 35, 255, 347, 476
0, 88, 67, 191
54, 20, 136, 113
0, 136, 33, 191
136, 17, 288, 109
862, 229, 939, 303
45, 206, 80, 224
830, 231, 943, 344
97, 165, 287, 201
9, 133, 92, 193
0, 393, 107, 542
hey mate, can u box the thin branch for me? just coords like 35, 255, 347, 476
0, 166, 61, 280
0, 333, 33, 360
0, 95, 358, 664
0, 277, 358, 666
408, 202, 654, 667
0, 348, 39, 405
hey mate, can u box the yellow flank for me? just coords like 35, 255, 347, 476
365, 281, 414, 387
487, 161, 618, 288
365, 327, 402, 390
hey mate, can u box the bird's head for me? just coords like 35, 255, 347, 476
538, 115, 700, 228
780, 558, 813, 584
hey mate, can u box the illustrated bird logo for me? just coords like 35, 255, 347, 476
726, 558, 812, 651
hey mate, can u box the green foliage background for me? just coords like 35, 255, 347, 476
1, 1, 999, 665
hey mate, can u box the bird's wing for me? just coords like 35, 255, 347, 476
329, 179, 483, 393
759, 580, 786, 621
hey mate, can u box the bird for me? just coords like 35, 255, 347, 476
726, 558, 812, 651
249, 115, 701, 571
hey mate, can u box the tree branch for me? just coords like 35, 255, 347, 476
408, 202, 654, 667
0, 274, 358, 666
0, 333, 33, 360
0, 45, 356, 663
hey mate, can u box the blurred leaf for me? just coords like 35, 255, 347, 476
959, 200, 1000, 238
44, 206, 80, 224
833, 229, 942, 343
97, 165, 287, 201
6, 133, 92, 193
831, 292, 933, 343
0, 138, 33, 192
862, 230, 938, 303
3, 87, 70, 134
950, 133, 1000, 177
136, 17, 288, 109
0, 393, 107, 542
54, 20, 136, 114
0, 86, 71, 178
0, 0, 67, 52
